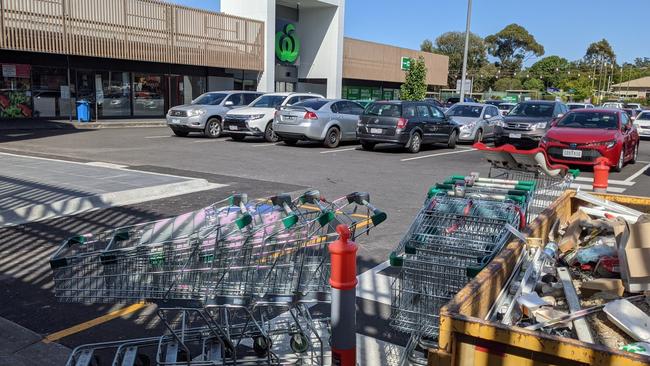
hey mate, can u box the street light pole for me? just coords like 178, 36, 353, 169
459, 0, 472, 102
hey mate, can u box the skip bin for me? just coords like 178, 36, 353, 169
430, 190, 650, 366
76, 100, 90, 122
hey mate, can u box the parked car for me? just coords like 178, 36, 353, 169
357, 101, 459, 153
223, 92, 323, 142
494, 100, 568, 147
540, 109, 639, 172
445, 96, 477, 108
633, 110, 650, 138
355, 100, 374, 108
273, 98, 365, 148
444, 102, 503, 143
497, 102, 516, 116
625, 103, 643, 110
567, 103, 595, 110
601, 102, 624, 109
424, 98, 445, 109
166, 91, 262, 137
623, 108, 640, 121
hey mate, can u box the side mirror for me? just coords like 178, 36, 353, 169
224, 100, 234, 107
484, 114, 492, 119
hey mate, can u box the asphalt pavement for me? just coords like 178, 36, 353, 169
1, 126, 650, 364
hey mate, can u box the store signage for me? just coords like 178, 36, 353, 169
2, 64, 16, 77
400, 57, 411, 71
1, 64, 30, 78
275, 24, 300, 63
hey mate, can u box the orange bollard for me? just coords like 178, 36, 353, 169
329, 224, 357, 366
593, 157, 610, 193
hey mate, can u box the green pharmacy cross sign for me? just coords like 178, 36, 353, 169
401, 57, 412, 71
276, 24, 300, 63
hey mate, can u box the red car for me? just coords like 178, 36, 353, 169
539, 109, 640, 172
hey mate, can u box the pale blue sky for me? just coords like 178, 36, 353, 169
172, 0, 648, 65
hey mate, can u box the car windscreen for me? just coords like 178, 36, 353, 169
508, 103, 554, 117
446, 105, 482, 118
192, 93, 227, 105
365, 103, 402, 117
567, 104, 584, 110
251, 95, 286, 108
292, 99, 328, 110
556, 112, 619, 129
638, 112, 650, 121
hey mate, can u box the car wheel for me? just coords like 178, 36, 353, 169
360, 141, 376, 151
631, 143, 639, 164
264, 122, 279, 143
447, 130, 458, 149
171, 129, 189, 137
204, 118, 222, 138
323, 127, 341, 148
231, 135, 246, 141
473, 129, 483, 144
406, 132, 422, 154
613, 148, 625, 172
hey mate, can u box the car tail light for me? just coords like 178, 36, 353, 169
397, 118, 408, 129
304, 111, 318, 120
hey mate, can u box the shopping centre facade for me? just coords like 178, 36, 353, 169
0, 0, 448, 120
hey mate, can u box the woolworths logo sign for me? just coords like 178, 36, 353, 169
275, 24, 300, 63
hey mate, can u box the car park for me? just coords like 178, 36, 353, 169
494, 100, 568, 147
357, 101, 459, 153
633, 110, 650, 137
567, 102, 595, 110
539, 109, 639, 172
166, 91, 262, 137
223, 92, 323, 142
273, 98, 365, 148
444, 102, 503, 143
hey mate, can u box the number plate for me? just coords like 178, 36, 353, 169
509, 133, 521, 139
370, 128, 383, 134
562, 149, 582, 158
171, 118, 180, 124
228, 125, 238, 131
283, 115, 296, 121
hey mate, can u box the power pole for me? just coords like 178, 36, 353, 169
459, 0, 472, 102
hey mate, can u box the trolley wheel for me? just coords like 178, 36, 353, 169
231, 135, 246, 141
171, 128, 189, 137
323, 126, 341, 148
264, 122, 279, 142
204, 117, 222, 138
253, 336, 272, 357
447, 130, 458, 149
360, 141, 376, 151
290, 333, 310, 353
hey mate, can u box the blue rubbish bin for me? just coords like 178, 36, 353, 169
76, 100, 91, 122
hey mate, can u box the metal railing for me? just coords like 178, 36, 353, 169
0, 0, 264, 70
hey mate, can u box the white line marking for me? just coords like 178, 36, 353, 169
400, 148, 477, 162
570, 183, 626, 193
637, 160, 650, 164
320, 147, 358, 154
574, 176, 635, 186
625, 163, 650, 182
144, 135, 170, 139
85, 162, 129, 169
357, 261, 391, 306
251, 143, 282, 147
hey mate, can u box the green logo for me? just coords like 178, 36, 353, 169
401, 57, 412, 71
275, 24, 300, 63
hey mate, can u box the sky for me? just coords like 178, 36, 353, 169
172, 0, 649, 65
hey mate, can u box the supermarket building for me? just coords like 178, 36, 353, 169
0, 0, 448, 120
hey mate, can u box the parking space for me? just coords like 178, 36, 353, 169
2, 126, 650, 359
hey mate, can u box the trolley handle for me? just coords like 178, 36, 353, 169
270, 193, 301, 229
346, 192, 387, 226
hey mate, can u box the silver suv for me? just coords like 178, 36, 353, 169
166, 91, 262, 137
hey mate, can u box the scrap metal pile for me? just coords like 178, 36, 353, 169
49, 191, 386, 366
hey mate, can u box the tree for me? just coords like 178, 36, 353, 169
400, 57, 427, 101
474, 63, 499, 92
528, 56, 570, 88
485, 24, 545, 74
420, 39, 435, 53
585, 39, 616, 65
429, 31, 487, 88
523, 78, 544, 91
494, 78, 522, 92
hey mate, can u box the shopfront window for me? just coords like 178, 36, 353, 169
32, 66, 70, 118
98, 71, 131, 117
0, 64, 32, 118
133, 74, 164, 116
182, 76, 206, 105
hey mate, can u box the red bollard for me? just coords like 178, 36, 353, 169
329, 224, 357, 366
593, 157, 610, 193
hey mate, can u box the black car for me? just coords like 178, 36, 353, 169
424, 98, 445, 109
357, 101, 460, 153
495, 100, 568, 147
446, 96, 477, 107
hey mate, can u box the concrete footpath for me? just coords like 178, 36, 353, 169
0, 152, 225, 226
0, 118, 166, 130
0, 317, 70, 365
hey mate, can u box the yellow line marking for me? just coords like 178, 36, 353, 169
42, 302, 146, 343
